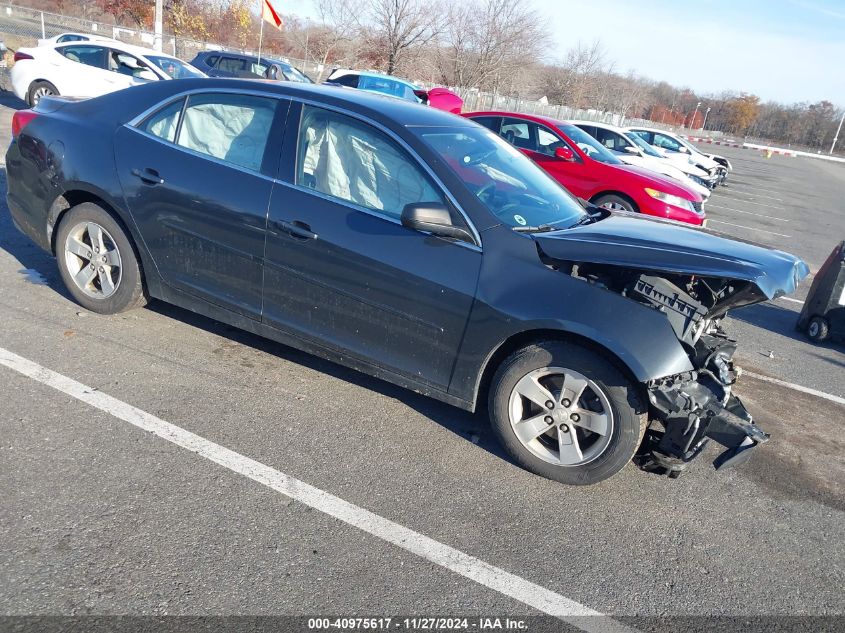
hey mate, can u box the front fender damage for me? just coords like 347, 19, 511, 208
641, 330, 768, 477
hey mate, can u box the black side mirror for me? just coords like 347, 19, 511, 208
401, 203, 474, 243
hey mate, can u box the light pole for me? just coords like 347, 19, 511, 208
153, 0, 163, 52
304, 17, 311, 67
830, 109, 845, 155
702, 106, 712, 131
690, 101, 701, 130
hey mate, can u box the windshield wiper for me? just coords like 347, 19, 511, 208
568, 214, 595, 228
512, 224, 558, 233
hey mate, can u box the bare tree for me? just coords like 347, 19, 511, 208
285, 0, 363, 80
437, 0, 549, 94
367, 0, 444, 75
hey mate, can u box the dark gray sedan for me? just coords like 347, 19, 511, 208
5, 79, 808, 484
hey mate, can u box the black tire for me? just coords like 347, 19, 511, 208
488, 341, 647, 485
27, 80, 58, 107
55, 202, 147, 314
807, 316, 830, 343
592, 194, 637, 213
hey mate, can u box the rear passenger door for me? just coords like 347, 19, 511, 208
55, 45, 116, 97
114, 91, 290, 319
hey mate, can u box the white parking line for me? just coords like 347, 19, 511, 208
0, 346, 634, 633
713, 198, 786, 210
708, 204, 790, 222
721, 190, 783, 202
778, 296, 805, 305
728, 183, 784, 196
744, 371, 845, 406
706, 219, 791, 238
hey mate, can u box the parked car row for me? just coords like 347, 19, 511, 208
6, 77, 808, 486
10, 32, 720, 229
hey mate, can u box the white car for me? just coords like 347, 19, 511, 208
572, 120, 712, 200
11, 40, 206, 106
626, 127, 731, 184
37, 32, 115, 47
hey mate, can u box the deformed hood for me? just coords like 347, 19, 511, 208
533, 213, 809, 300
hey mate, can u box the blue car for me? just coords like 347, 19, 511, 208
325, 68, 422, 102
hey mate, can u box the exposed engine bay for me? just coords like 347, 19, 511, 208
551, 258, 772, 477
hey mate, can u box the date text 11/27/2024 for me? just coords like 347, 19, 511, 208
308, 618, 528, 630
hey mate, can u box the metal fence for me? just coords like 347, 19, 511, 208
0, 5, 716, 136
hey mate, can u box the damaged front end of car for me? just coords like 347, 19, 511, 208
631, 274, 770, 478
533, 213, 810, 477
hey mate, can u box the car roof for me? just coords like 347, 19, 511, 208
465, 110, 572, 130
569, 120, 622, 131
140, 78, 472, 128
47, 38, 183, 61
332, 68, 418, 86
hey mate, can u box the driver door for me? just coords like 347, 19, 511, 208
262, 102, 481, 390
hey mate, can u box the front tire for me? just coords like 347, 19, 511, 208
488, 341, 646, 485
55, 203, 147, 314
27, 80, 58, 107
593, 194, 636, 213
807, 316, 830, 343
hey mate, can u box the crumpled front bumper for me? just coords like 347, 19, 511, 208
643, 335, 768, 477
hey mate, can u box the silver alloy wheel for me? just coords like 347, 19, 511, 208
808, 321, 820, 338
508, 366, 614, 466
599, 201, 629, 212
31, 85, 54, 105
63, 222, 123, 299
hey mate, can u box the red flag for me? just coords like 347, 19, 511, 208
262, 0, 284, 30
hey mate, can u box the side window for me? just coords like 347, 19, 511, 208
594, 128, 626, 152
205, 55, 219, 68
500, 118, 534, 151
217, 57, 246, 73
537, 126, 565, 156
109, 50, 150, 77
59, 45, 108, 69
248, 60, 268, 77
653, 133, 681, 152
296, 105, 446, 222
176, 93, 278, 172
471, 116, 501, 133
630, 130, 651, 143
140, 98, 185, 143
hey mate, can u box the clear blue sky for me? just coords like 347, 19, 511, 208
286, 0, 844, 105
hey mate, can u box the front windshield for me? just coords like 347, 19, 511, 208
282, 64, 312, 83
626, 132, 663, 158
146, 55, 205, 79
419, 126, 587, 229
559, 124, 622, 164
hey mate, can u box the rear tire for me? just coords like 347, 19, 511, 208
593, 194, 637, 213
55, 203, 147, 314
27, 80, 58, 107
807, 316, 830, 343
488, 341, 647, 485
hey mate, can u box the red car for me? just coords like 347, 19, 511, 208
463, 111, 706, 226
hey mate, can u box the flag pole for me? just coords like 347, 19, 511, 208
257, 0, 264, 64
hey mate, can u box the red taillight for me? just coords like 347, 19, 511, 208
13, 51, 33, 63
11, 110, 39, 138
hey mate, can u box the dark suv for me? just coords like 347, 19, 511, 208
190, 51, 311, 83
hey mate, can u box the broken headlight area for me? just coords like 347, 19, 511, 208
640, 330, 769, 478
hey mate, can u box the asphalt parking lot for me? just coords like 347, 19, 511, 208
0, 93, 842, 630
